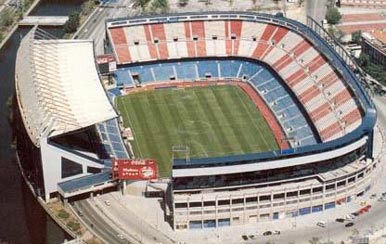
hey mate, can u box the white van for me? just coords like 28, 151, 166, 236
317, 221, 327, 228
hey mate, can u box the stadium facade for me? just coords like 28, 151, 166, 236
15, 11, 377, 231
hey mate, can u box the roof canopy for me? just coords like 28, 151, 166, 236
15, 28, 117, 147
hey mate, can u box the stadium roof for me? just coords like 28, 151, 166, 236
15, 28, 117, 147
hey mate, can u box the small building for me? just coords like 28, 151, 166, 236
361, 30, 386, 66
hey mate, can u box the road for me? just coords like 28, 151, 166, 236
306, 0, 328, 24
76, 0, 138, 54
74, 200, 131, 244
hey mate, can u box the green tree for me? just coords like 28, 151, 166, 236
82, 0, 95, 15
0, 9, 14, 28
325, 7, 342, 25
352, 30, 362, 44
64, 11, 80, 33
150, 0, 169, 13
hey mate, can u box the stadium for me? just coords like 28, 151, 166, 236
15, 12, 377, 231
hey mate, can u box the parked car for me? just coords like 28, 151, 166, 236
263, 231, 273, 236
336, 218, 345, 223
241, 235, 248, 240
272, 230, 281, 235
370, 193, 377, 199
317, 221, 327, 228
345, 222, 355, 228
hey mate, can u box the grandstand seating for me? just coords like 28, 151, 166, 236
107, 20, 363, 142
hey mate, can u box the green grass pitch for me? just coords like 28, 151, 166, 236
116, 85, 279, 176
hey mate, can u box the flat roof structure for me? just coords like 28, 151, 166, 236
15, 28, 117, 147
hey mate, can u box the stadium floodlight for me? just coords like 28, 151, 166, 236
172, 145, 190, 164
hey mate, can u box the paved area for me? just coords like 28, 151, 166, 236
89, 111, 386, 243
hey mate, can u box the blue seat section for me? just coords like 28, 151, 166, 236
151, 63, 175, 81
238, 61, 263, 78
113, 59, 318, 147
175, 62, 198, 80
96, 119, 129, 159
249, 70, 317, 147
197, 60, 219, 77
128, 65, 154, 84
114, 68, 135, 87
219, 60, 242, 78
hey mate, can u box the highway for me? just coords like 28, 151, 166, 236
74, 200, 130, 244
75, 0, 138, 54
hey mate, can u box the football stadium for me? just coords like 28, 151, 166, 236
15, 12, 377, 231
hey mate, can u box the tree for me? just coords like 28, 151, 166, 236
64, 11, 80, 33
82, 0, 95, 15
352, 30, 362, 44
325, 7, 342, 25
0, 9, 14, 28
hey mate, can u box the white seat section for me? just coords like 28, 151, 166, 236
337, 100, 358, 118
262, 47, 287, 65
326, 130, 345, 141
345, 119, 362, 134
305, 92, 326, 112
214, 40, 226, 56
315, 112, 338, 131
164, 22, 186, 41
167, 42, 178, 58
292, 77, 314, 95
324, 80, 345, 98
238, 39, 257, 56
279, 60, 302, 80
176, 41, 188, 58
278, 31, 304, 52
241, 22, 267, 41
296, 47, 319, 66
137, 44, 152, 61
204, 21, 226, 39
312, 63, 332, 81
206, 40, 215, 56
123, 26, 146, 44
128, 45, 141, 62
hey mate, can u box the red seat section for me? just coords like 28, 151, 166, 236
252, 25, 277, 59
144, 25, 158, 59
184, 22, 196, 57
151, 24, 169, 59
109, 28, 131, 64
191, 21, 206, 57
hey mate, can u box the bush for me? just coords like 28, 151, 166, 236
57, 209, 70, 219
325, 7, 342, 25
352, 30, 362, 44
0, 9, 14, 27
67, 221, 80, 231
82, 0, 95, 15
64, 11, 80, 33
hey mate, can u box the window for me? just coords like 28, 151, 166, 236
313, 187, 323, 193
273, 193, 284, 199
218, 200, 230, 205
204, 201, 215, 207
259, 195, 271, 201
189, 202, 202, 208
300, 189, 310, 195
286, 191, 298, 198
61, 157, 82, 178
246, 197, 257, 203
175, 203, 188, 208
87, 166, 101, 174
232, 198, 243, 205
